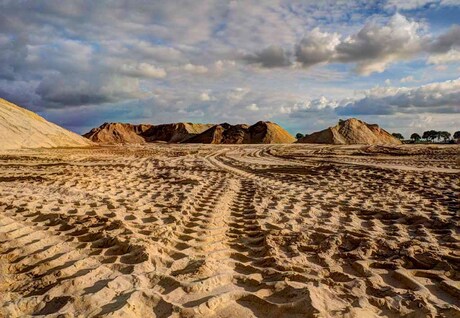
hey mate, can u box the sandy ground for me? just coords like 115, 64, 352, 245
0, 144, 458, 317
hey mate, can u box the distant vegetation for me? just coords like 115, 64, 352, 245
295, 133, 304, 139
395, 130, 459, 144
391, 133, 404, 140
410, 133, 421, 142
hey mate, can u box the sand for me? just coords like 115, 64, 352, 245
0, 98, 93, 149
0, 144, 458, 317
298, 118, 401, 145
83, 122, 213, 144
184, 121, 296, 144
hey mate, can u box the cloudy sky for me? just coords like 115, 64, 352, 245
1, 0, 459, 137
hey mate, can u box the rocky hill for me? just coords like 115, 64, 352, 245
184, 121, 296, 144
297, 118, 402, 145
0, 98, 94, 150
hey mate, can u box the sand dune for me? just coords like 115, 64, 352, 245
298, 118, 402, 145
0, 144, 458, 317
0, 98, 94, 149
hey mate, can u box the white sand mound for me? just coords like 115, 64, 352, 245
0, 98, 93, 150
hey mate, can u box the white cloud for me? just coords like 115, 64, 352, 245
400, 76, 415, 83
244, 13, 458, 76
434, 65, 448, 71
294, 14, 424, 74
295, 28, 340, 67
441, 0, 460, 5
337, 78, 460, 115
335, 14, 423, 75
283, 78, 460, 119
124, 41, 184, 63
183, 63, 208, 74
246, 103, 259, 111
199, 92, 215, 101
121, 63, 167, 78
280, 96, 338, 115
384, 0, 436, 10
227, 87, 250, 102
385, 0, 460, 10
427, 49, 460, 64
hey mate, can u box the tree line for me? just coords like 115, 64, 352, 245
295, 130, 460, 143
391, 130, 460, 143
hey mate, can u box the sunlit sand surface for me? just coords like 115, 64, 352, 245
0, 144, 458, 317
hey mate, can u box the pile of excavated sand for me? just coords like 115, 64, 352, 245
0, 98, 93, 150
83, 122, 212, 144
250, 121, 296, 143
298, 118, 402, 145
142, 122, 213, 143
83, 122, 151, 144
184, 121, 296, 144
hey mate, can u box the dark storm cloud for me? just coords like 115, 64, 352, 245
426, 25, 460, 53
243, 45, 291, 68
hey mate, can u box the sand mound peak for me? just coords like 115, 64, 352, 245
0, 98, 94, 150
250, 121, 296, 144
298, 118, 402, 145
83, 122, 151, 144
184, 121, 295, 144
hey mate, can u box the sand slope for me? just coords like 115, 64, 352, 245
298, 118, 402, 145
184, 121, 296, 144
0, 144, 458, 317
0, 98, 93, 149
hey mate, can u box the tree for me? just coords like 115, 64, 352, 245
410, 133, 421, 142
422, 130, 437, 142
439, 131, 451, 142
392, 133, 404, 140
296, 133, 304, 139
435, 131, 442, 141
453, 131, 460, 140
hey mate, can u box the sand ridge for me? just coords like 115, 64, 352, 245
0, 144, 459, 317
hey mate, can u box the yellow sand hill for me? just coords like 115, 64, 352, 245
297, 118, 402, 145
0, 98, 93, 150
